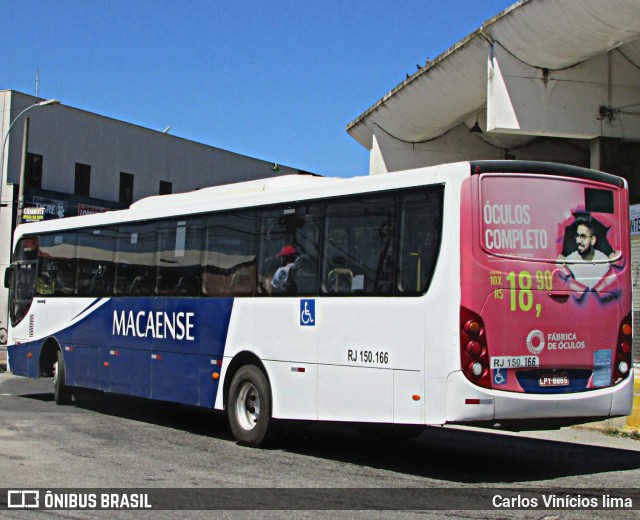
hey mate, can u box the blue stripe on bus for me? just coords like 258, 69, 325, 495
71, 298, 104, 321
8, 297, 235, 408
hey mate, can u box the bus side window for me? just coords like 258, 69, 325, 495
258, 205, 321, 296
76, 228, 116, 297
37, 234, 77, 296
156, 219, 203, 296
398, 187, 444, 294
288, 205, 321, 296
114, 224, 156, 296
203, 212, 258, 297
323, 196, 396, 295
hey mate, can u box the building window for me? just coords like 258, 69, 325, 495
119, 172, 134, 206
74, 163, 91, 197
25, 153, 43, 188
159, 181, 172, 195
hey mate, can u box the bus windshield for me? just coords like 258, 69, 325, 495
8, 237, 39, 326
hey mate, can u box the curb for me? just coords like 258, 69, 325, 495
627, 373, 640, 429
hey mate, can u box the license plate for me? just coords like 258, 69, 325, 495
538, 373, 569, 387
490, 356, 539, 369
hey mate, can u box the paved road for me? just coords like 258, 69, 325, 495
0, 372, 639, 519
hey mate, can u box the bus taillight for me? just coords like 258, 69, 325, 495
613, 314, 633, 385
460, 307, 491, 388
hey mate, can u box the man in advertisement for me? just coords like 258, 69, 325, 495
557, 213, 621, 297
558, 214, 611, 288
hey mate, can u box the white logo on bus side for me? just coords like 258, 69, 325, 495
526, 330, 545, 355
112, 310, 195, 341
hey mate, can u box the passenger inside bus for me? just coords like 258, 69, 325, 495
271, 245, 297, 294
88, 264, 112, 295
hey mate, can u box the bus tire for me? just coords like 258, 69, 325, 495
54, 350, 73, 405
228, 365, 273, 447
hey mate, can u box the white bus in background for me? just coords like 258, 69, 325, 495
5, 161, 633, 446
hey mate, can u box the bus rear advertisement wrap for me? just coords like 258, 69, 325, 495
461, 171, 632, 396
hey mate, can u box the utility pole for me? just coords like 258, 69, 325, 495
16, 117, 29, 227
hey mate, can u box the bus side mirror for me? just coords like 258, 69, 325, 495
4, 266, 13, 289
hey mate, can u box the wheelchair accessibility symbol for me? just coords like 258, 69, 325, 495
492, 368, 507, 385
300, 299, 315, 326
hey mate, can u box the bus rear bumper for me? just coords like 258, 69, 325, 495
446, 370, 634, 423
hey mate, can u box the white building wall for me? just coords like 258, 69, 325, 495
369, 122, 590, 175
488, 47, 640, 141
4, 91, 298, 200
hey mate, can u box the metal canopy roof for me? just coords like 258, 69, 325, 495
346, 0, 640, 149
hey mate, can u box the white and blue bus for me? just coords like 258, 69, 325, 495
5, 161, 634, 446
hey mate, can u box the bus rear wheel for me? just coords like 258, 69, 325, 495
53, 350, 73, 405
228, 365, 273, 447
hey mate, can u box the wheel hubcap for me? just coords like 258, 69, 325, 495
235, 382, 260, 431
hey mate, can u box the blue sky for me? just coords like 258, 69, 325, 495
2, 0, 515, 177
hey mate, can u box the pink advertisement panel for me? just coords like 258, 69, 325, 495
461, 173, 631, 393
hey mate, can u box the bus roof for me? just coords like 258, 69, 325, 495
13, 162, 466, 240
130, 174, 333, 211
470, 160, 627, 188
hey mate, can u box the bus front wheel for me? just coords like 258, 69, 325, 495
228, 365, 273, 447
53, 350, 73, 405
